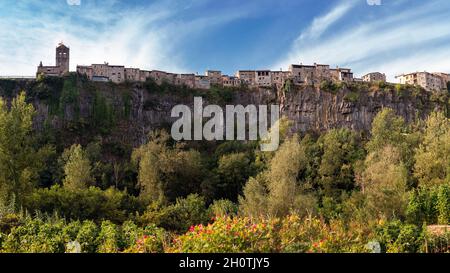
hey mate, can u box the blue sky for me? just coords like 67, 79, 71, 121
1, 0, 450, 81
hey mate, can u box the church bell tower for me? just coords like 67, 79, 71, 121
56, 42, 70, 75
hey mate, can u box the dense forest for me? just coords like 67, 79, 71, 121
0, 75, 449, 253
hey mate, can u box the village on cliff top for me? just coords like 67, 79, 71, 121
33, 43, 450, 92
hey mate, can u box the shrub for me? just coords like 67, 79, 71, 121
62, 220, 82, 242
279, 215, 368, 253
125, 224, 166, 253
387, 224, 422, 253
169, 215, 370, 253
169, 216, 278, 253
140, 194, 210, 232
375, 220, 423, 253
406, 184, 450, 226
0, 214, 21, 234
209, 199, 238, 217
121, 220, 141, 249
1, 218, 66, 253
424, 228, 450, 253
343, 92, 359, 103
97, 221, 121, 253
25, 185, 141, 223
76, 220, 99, 253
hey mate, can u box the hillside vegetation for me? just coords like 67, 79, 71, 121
0, 75, 449, 253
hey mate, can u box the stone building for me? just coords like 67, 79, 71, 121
139, 70, 152, 82
289, 64, 315, 85
222, 75, 241, 87
90, 63, 124, 83
125, 68, 141, 82
271, 71, 291, 87
195, 75, 211, 89
330, 67, 353, 82
289, 63, 335, 85
362, 72, 386, 82
235, 70, 256, 86
396, 72, 447, 91
77, 65, 93, 79
314, 64, 332, 82
177, 74, 196, 88
205, 70, 222, 85
77, 62, 138, 83
433, 73, 450, 88
150, 70, 171, 85
108, 65, 125, 83
255, 70, 272, 87
37, 43, 70, 77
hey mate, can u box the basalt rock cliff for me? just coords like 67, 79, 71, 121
0, 75, 448, 148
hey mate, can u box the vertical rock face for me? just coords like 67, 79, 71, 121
109, 85, 444, 143
277, 87, 440, 133
0, 78, 447, 147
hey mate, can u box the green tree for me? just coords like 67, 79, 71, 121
0, 92, 54, 207
317, 129, 363, 198
265, 135, 308, 217
132, 130, 205, 203
437, 184, 450, 225
366, 108, 408, 155
239, 175, 268, 218
216, 152, 254, 202
62, 144, 93, 191
361, 145, 409, 220
209, 199, 238, 217
414, 111, 450, 187
140, 194, 209, 232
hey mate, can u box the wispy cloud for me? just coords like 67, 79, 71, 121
1, 0, 450, 79
0, 0, 248, 76
274, 0, 450, 82
296, 0, 357, 42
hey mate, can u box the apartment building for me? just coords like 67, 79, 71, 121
396, 72, 446, 91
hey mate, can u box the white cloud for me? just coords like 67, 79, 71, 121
274, 0, 450, 82
296, 0, 357, 42
0, 0, 247, 76
67, 0, 81, 6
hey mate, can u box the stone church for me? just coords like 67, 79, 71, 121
37, 43, 70, 77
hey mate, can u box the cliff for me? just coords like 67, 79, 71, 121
0, 75, 448, 148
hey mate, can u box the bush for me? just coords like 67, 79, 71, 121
0, 214, 21, 234
169, 216, 278, 253
375, 221, 422, 253
97, 221, 121, 253
124, 224, 166, 253
25, 185, 142, 223
279, 215, 368, 253
1, 218, 66, 253
424, 228, 450, 253
387, 224, 422, 253
343, 92, 359, 103
406, 184, 450, 226
209, 199, 238, 217
169, 215, 369, 253
140, 194, 209, 232
76, 220, 99, 253
62, 220, 82, 241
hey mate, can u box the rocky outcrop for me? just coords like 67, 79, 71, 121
279, 87, 442, 133
0, 77, 447, 147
